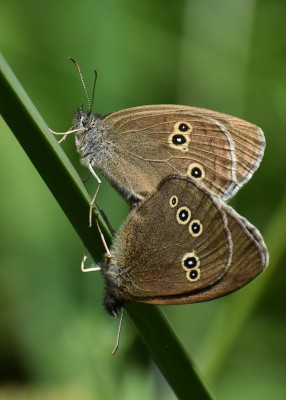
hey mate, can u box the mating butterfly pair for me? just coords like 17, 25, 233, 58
60, 103, 268, 316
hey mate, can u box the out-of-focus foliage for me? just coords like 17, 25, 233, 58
1, 0, 286, 399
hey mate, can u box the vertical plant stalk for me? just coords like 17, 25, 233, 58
0, 54, 215, 400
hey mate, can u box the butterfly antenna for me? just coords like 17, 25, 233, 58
111, 308, 124, 356
89, 69, 98, 114
69, 57, 91, 111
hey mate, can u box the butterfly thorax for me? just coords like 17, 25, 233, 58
73, 108, 107, 166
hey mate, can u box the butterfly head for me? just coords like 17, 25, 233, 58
73, 107, 101, 133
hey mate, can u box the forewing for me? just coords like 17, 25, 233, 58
101, 105, 265, 201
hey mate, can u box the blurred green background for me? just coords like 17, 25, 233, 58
1, 0, 286, 399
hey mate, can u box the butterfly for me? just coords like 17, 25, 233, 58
96, 175, 268, 316
71, 102, 265, 206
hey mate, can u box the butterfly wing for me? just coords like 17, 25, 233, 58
102, 175, 233, 304
94, 105, 265, 201
193, 107, 266, 200
177, 205, 268, 303
102, 175, 268, 308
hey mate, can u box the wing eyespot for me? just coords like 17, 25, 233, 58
176, 207, 192, 225
187, 163, 205, 181
169, 195, 179, 208
168, 121, 192, 153
181, 252, 201, 283
186, 268, 201, 282
189, 219, 203, 237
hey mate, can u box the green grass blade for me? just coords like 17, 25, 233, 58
0, 53, 215, 400
0, 53, 109, 261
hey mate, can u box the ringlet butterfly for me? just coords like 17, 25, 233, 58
97, 175, 268, 316
73, 104, 265, 206
57, 60, 265, 206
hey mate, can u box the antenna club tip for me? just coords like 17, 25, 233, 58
111, 348, 118, 356
68, 57, 77, 64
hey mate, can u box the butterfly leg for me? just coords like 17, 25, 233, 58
96, 220, 111, 259
81, 219, 111, 272
98, 208, 116, 235
50, 127, 82, 144
80, 244, 101, 272
88, 163, 102, 227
